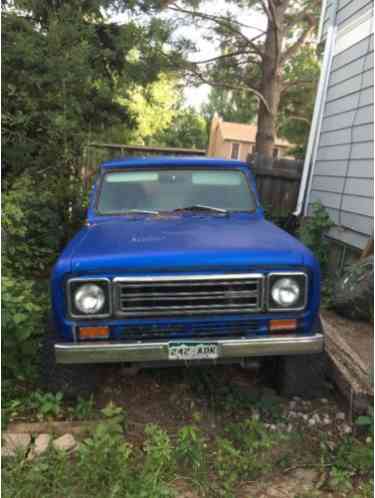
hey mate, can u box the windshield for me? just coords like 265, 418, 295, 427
97, 169, 257, 214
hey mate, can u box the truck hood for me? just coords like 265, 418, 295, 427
69, 214, 309, 273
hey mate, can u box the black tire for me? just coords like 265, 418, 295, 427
39, 316, 98, 399
276, 318, 327, 399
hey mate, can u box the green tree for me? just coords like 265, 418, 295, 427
156, 0, 320, 158
277, 45, 320, 157
202, 87, 257, 126
153, 107, 208, 149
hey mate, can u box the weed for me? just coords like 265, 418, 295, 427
100, 401, 127, 432
298, 201, 334, 272
212, 437, 243, 497
175, 425, 206, 474
71, 395, 96, 420
143, 424, 174, 477
355, 408, 374, 437
29, 391, 63, 420
77, 421, 132, 494
329, 467, 353, 493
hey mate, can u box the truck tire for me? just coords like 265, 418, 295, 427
39, 316, 98, 399
276, 318, 327, 399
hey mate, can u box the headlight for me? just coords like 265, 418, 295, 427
68, 279, 111, 318
74, 284, 105, 314
271, 278, 300, 306
268, 273, 307, 310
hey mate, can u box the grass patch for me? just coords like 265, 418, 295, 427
3, 404, 373, 498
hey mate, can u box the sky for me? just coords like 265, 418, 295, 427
113, 2, 267, 109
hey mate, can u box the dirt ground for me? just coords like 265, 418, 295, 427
91, 364, 364, 498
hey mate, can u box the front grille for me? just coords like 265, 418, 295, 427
114, 274, 264, 317
121, 320, 260, 341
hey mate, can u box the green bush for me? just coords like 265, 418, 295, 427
2, 275, 47, 379
298, 201, 334, 272
2, 174, 87, 379
3, 175, 66, 278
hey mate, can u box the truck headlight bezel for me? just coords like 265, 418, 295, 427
67, 278, 112, 318
267, 272, 308, 311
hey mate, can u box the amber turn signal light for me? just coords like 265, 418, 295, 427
79, 326, 109, 339
269, 319, 297, 332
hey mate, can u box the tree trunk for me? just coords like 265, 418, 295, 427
255, 3, 287, 158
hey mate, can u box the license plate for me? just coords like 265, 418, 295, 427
168, 342, 219, 360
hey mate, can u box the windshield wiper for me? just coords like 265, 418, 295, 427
123, 209, 160, 215
174, 204, 228, 214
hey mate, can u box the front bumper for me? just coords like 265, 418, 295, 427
55, 333, 324, 364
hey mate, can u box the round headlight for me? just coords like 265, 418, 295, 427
271, 278, 300, 307
74, 284, 105, 314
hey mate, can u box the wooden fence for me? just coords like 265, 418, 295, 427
247, 155, 303, 215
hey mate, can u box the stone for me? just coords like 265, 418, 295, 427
336, 412, 346, 421
289, 400, 297, 409
52, 434, 76, 452
320, 398, 329, 404
308, 418, 316, 427
342, 424, 352, 434
292, 468, 319, 482
311, 413, 321, 424
2, 433, 31, 457
27, 434, 52, 460
267, 487, 283, 497
323, 416, 331, 425
327, 440, 336, 451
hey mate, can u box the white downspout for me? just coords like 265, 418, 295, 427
294, 24, 337, 216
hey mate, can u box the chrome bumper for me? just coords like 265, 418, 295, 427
55, 334, 324, 364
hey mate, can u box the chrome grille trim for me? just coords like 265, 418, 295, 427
113, 274, 264, 317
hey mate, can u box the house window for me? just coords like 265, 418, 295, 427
231, 143, 240, 159
273, 147, 279, 159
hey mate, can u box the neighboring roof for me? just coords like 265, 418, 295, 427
218, 120, 292, 148
101, 156, 248, 169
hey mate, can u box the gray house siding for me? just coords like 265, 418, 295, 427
336, 0, 373, 29
307, 27, 374, 250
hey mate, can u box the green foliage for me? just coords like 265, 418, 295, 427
143, 424, 174, 477
2, 410, 373, 498
29, 391, 64, 421
298, 202, 334, 272
71, 396, 96, 421
77, 420, 132, 494
3, 175, 65, 276
202, 87, 257, 126
175, 425, 206, 473
278, 46, 320, 154
153, 107, 208, 149
2, 174, 62, 379
2, 275, 47, 379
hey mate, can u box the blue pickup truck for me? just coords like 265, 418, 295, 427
41, 157, 325, 398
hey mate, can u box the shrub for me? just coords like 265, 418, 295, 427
2, 274, 47, 379
298, 202, 334, 272
3, 175, 66, 278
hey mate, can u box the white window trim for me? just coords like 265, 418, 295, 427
231, 142, 241, 160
